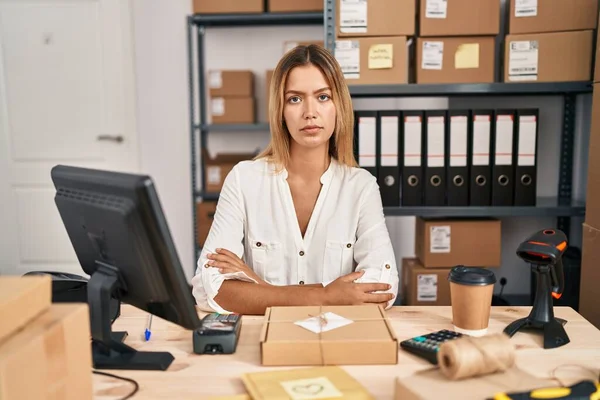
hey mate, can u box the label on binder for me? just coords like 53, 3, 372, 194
335, 40, 360, 79
518, 115, 537, 166
422, 41, 443, 70
508, 40, 538, 81
450, 116, 468, 167
473, 115, 491, 166
495, 115, 514, 165
418, 275, 438, 302
515, 0, 537, 17
426, 0, 447, 18
404, 116, 422, 167
381, 116, 399, 167
427, 116, 445, 167
358, 116, 376, 167
340, 0, 367, 33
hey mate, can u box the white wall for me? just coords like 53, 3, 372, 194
132, 2, 590, 296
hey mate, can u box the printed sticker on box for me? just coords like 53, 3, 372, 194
418, 274, 438, 302
209, 71, 222, 88
211, 98, 225, 116
426, 0, 447, 19
335, 40, 360, 79
515, 0, 537, 17
207, 166, 221, 185
430, 226, 450, 253
422, 41, 444, 70
508, 40, 538, 81
340, 0, 367, 33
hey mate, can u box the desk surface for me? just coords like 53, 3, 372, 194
93, 306, 600, 400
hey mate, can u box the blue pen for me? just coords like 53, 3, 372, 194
145, 314, 153, 341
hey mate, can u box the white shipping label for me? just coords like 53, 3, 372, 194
381, 116, 399, 167
515, 0, 537, 17
340, 0, 367, 33
422, 41, 443, 70
209, 71, 222, 88
450, 116, 468, 167
473, 115, 491, 166
358, 117, 376, 167
495, 115, 514, 165
418, 274, 438, 302
211, 98, 225, 116
404, 116, 422, 167
430, 226, 450, 253
426, 0, 447, 19
335, 40, 360, 79
518, 116, 537, 166
427, 117, 445, 167
207, 166, 221, 185
509, 40, 538, 81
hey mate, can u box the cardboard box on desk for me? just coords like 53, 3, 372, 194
203, 149, 257, 192
416, 36, 495, 84
508, 0, 598, 35
402, 258, 451, 306
419, 0, 499, 37
0, 304, 92, 400
260, 305, 398, 366
336, 0, 415, 37
208, 70, 254, 98
504, 31, 593, 83
335, 36, 410, 85
0, 275, 52, 343
415, 218, 501, 268
193, 0, 263, 14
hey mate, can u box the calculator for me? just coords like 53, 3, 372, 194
192, 313, 242, 354
400, 329, 463, 364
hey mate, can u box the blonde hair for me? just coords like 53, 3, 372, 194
256, 44, 358, 169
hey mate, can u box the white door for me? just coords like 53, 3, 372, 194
0, 0, 139, 276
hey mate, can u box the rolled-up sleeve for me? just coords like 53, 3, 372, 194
191, 164, 256, 313
352, 178, 400, 309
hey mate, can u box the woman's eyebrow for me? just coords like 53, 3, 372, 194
285, 87, 331, 95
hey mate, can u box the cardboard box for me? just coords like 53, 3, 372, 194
394, 367, 554, 400
193, 0, 263, 14
402, 258, 451, 306
595, 28, 600, 81
504, 30, 593, 83
415, 218, 502, 268
196, 201, 217, 246
508, 0, 598, 34
337, 0, 415, 37
0, 275, 52, 343
0, 304, 92, 400
416, 36, 495, 84
260, 305, 398, 366
585, 84, 600, 228
580, 223, 600, 329
268, 0, 323, 13
266, 69, 274, 122
283, 40, 324, 54
208, 70, 254, 98
419, 0, 499, 37
203, 150, 257, 192
335, 36, 409, 85
210, 97, 255, 124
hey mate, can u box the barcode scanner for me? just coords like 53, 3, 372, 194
504, 229, 570, 349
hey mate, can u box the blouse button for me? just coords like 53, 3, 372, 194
299, 280, 305, 285
256, 242, 262, 247
385, 264, 391, 269
346, 243, 352, 248
299, 251, 305, 256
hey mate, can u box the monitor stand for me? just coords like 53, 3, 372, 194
87, 261, 174, 370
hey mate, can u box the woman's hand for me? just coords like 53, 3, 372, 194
205, 248, 268, 285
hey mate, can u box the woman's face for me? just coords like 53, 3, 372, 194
282, 64, 336, 152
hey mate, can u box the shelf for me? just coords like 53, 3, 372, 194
348, 82, 593, 98
384, 197, 585, 218
202, 123, 270, 132
191, 12, 324, 27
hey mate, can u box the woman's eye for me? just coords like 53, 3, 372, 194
318, 94, 331, 101
288, 96, 301, 103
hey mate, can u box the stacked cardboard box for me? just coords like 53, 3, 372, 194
268, 0, 323, 13
402, 218, 501, 306
193, 0, 263, 14
416, 0, 498, 84
208, 70, 256, 124
333, 0, 414, 85
504, 0, 596, 83
0, 276, 93, 399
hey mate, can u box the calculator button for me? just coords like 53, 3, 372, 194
414, 336, 426, 342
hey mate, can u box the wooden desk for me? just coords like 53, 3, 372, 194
93, 306, 600, 400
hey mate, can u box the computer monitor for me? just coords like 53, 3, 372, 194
51, 165, 202, 371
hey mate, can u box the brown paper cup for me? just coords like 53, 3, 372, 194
448, 266, 496, 337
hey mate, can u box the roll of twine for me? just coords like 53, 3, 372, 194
438, 333, 515, 380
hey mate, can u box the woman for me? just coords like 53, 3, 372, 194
191, 44, 399, 315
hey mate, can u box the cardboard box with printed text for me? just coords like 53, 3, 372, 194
419, 0, 499, 37
402, 258, 451, 306
336, 0, 415, 37
208, 70, 254, 98
508, 0, 598, 34
210, 97, 255, 124
203, 149, 258, 192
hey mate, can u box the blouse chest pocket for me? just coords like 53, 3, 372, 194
323, 240, 355, 283
249, 239, 283, 284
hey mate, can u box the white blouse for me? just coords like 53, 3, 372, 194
191, 157, 399, 313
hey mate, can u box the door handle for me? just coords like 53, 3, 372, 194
97, 135, 124, 143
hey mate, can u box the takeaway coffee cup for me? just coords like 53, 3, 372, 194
448, 266, 497, 337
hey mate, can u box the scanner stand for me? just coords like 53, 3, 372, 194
503, 263, 570, 349
88, 261, 174, 370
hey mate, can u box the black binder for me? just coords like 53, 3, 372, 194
401, 111, 424, 206
355, 111, 378, 178
424, 110, 447, 206
514, 109, 539, 206
378, 111, 401, 207
447, 110, 470, 206
469, 110, 493, 206
492, 110, 516, 206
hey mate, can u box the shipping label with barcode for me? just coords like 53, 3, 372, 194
508, 40, 538, 81
430, 226, 450, 253
426, 0, 447, 18
418, 274, 438, 302
422, 41, 443, 70
515, 0, 537, 17
340, 0, 368, 33
335, 40, 360, 79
